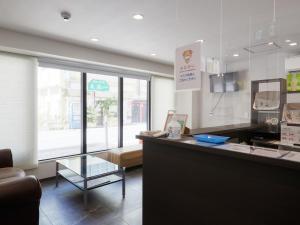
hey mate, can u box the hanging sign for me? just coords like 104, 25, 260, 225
175, 42, 201, 91
88, 79, 109, 92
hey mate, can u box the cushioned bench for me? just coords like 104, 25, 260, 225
107, 145, 143, 168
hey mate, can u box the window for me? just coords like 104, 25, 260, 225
37, 64, 150, 160
123, 78, 148, 146
86, 73, 119, 152
38, 67, 81, 160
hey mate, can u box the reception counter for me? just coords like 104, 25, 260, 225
138, 131, 300, 225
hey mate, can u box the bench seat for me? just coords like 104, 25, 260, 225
107, 145, 143, 168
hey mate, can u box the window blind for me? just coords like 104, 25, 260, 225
0, 52, 38, 169
38, 57, 151, 81
151, 76, 175, 130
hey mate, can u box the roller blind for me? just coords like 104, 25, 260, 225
0, 52, 38, 169
151, 76, 175, 130
38, 57, 151, 81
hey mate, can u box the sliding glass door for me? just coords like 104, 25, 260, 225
86, 73, 119, 152
37, 67, 81, 160
38, 65, 150, 160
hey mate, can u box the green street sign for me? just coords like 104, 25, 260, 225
88, 79, 109, 92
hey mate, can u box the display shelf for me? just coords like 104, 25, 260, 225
251, 78, 287, 134
288, 70, 300, 73
286, 123, 300, 127
253, 110, 280, 113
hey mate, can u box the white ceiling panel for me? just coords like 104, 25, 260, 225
0, 0, 299, 64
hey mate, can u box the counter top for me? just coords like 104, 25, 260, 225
251, 139, 300, 152
137, 135, 300, 171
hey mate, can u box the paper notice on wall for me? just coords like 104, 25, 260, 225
175, 42, 201, 91
206, 57, 220, 74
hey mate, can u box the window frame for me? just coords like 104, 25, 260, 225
38, 70, 150, 160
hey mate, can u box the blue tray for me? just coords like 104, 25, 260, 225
193, 134, 230, 144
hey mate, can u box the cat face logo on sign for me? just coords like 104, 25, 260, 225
182, 50, 193, 64
175, 42, 201, 91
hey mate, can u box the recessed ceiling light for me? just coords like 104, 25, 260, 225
285, 39, 291, 43
61, 11, 71, 22
195, 39, 204, 43
268, 42, 274, 45
150, 53, 157, 56
132, 14, 144, 20
233, 53, 239, 57
90, 38, 99, 42
289, 42, 298, 46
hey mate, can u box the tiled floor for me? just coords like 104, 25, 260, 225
39, 167, 142, 225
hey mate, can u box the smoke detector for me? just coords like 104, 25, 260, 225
61, 11, 71, 21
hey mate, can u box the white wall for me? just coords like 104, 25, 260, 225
151, 76, 175, 130
175, 90, 202, 129
199, 52, 298, 128
0, 28, 174, 77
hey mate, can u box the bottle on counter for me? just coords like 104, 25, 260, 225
167, 117, 182, 139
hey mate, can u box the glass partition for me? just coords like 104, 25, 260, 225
175, 0, 300, 136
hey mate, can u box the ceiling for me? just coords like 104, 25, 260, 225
0, 0, 300, 65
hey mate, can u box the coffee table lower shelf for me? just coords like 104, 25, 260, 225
58, 169, 123, 191
55, 155, 126, 208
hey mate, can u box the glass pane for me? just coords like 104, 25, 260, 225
87, 73, 118, 152
57, 155, 119, 178
38, 67, 81, 160
123, 78, 148, 146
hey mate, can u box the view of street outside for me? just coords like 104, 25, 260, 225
123, 78, 148, 145
38, 67, 81, 159
86, 73, 119, 152
37, 67, 147, 160
38, 124, 144, 160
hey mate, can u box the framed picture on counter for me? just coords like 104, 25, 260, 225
164, 112, 188, 134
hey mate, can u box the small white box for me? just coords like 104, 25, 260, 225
294, 126, 300, 144
281, 123, 300, 145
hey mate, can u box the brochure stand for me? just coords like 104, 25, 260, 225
251, 78, 287, 135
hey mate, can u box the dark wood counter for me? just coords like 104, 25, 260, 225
138, 135, 300, 225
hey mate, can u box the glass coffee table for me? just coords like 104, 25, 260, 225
56, 155, 125, 207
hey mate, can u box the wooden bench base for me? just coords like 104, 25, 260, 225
107, 145, 143, 168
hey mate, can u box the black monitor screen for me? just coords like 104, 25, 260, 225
210, 72, 239, 93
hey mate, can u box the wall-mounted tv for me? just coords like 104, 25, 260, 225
209, 72, 239, 93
